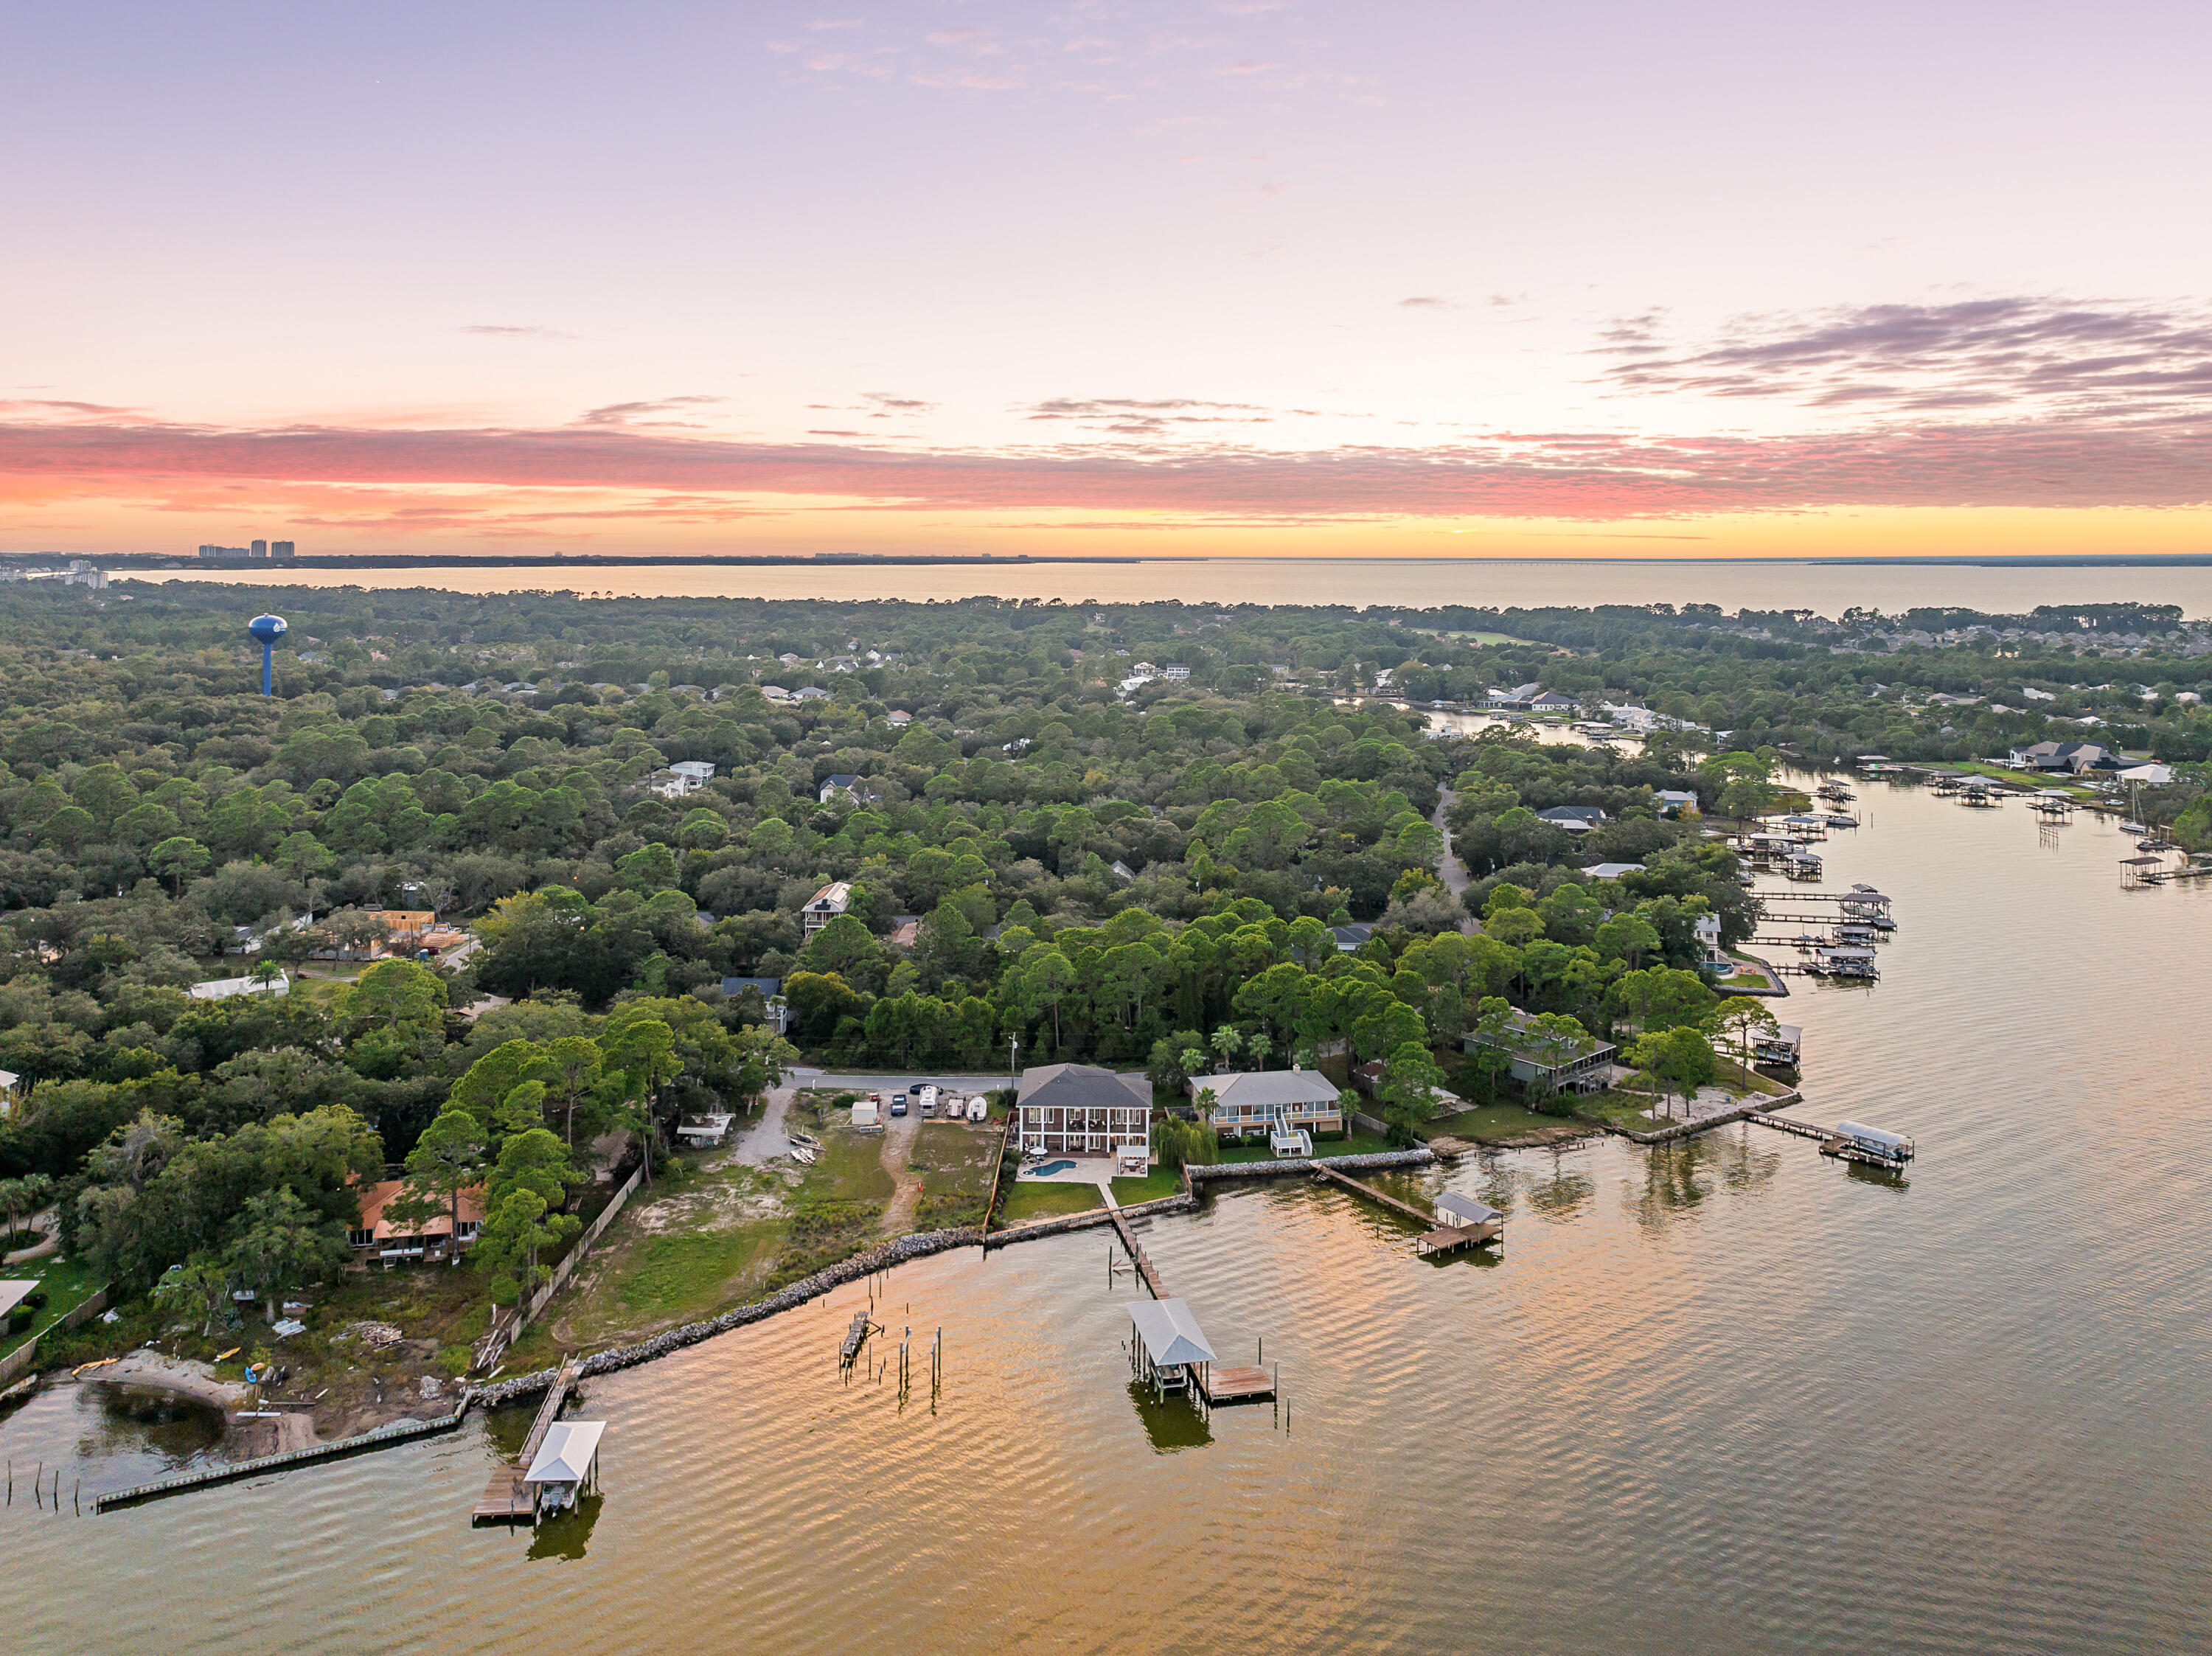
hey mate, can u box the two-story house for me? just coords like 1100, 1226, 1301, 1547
1015, 1064, 1152, 1173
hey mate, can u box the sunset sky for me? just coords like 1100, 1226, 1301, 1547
5, 1, 2211, 560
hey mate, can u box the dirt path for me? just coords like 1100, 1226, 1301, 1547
734, 1084, 796, 1166
878, 1108, 923, 1234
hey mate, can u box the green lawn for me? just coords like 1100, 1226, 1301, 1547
1422, 1101, 1591, 1144
0, 1253, 102, 1362
1573, 1090, 1674, 1133
997, 1182, 1103, 1225
507, 1155, 793, 1363
1941, 759, 2097, 795
588, 1225, 779, 1323
911, 1123, 1001, 1228
1110, 1169, 1185, 1205
798, 1125, 895, 1206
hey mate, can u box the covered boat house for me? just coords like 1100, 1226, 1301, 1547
1127, 1298, 1219, 1399
522, 1419, 605, 1519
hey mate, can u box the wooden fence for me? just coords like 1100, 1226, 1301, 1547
474, 1161, 646, 1370
0, 1285, 109, 1391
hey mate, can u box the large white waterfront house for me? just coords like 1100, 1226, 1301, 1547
1190, 1069, 1346, 1144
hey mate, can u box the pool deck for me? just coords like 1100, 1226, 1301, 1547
1017, 1156, 1120, 1184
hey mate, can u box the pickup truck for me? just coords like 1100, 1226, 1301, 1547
889, 1093, 908, 1116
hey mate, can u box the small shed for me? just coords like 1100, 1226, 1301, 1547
851, 1097, 881, 1131
523, 1419, 606, 1517
1434, 1192, 1503, 1231
1127, 1298, 1217, 1396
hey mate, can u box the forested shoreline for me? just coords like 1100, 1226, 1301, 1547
0, 581, 2204, 1331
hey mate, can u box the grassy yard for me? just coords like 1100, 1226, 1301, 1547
997, 1181, 1103, 1225
801, 1124, 896, 1206
1110, 1168, 1185, 1205
1422, 1100, 1593, 1145
1574, 1074, 1780, 1134
0, 1253, 103, 1363
910, 1123, 1001, 1228
1573, 1090, 1675, 1134
507, 1150, 792, 1365
1941, 759, 2099, 795
1211, 1127, 1395, 1163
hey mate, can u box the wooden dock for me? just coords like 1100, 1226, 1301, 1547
473, 1355, 576, 1525
1747, 1113, 1907, 1169
1747, 1113, 1832, 1142
1414, 1224, 1498, 1256
838, 1307, 877, 1366
1312, 1166, 1502, 1253
1197, 1364, 1277, 1404
1107, 1206, 1170, 1299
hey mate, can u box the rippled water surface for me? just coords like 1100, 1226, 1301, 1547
7, 774, 2209, 1654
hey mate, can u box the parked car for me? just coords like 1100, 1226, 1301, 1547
890, 1093, 908, 1116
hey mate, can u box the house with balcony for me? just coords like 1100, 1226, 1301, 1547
1464, 1009, 1618, 1094
650, 759, 717, 798
1191, 1069, 1346, 1152
350, 1178, 484, 1263
801, 881, 852, 935
1015, 1064, 1152, 1172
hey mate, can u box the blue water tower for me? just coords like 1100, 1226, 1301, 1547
248, 613, 288, 695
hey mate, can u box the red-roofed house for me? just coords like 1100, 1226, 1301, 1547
351, 1178, 486, 1262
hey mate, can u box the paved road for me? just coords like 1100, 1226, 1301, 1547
790, 1069, 1016, 1093
1432, 786, 1472, 897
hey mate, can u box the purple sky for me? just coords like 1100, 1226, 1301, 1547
5, 1, 2211, 557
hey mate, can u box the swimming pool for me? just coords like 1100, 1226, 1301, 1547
1026, 1160, 1077, 1177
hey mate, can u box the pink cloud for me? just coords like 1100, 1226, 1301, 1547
2, 412, 2208, 522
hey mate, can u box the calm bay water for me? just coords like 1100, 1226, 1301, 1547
7, 775, 2211, 1654
132, 557, 2212, 617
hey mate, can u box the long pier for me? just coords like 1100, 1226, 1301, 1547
473, 1356, 577, 1523
1311, 1165, 1503, 1253
1747, 1113, 1832, 1142
1106, 1193, 1274, 1405
92, 1395, 472, 1513
1107, 1206, 1170, 1299
1747, 1113, 1910, 1169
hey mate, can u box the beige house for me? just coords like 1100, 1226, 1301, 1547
1192, 1069, 1346, 1142
801, 881, 853, 935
